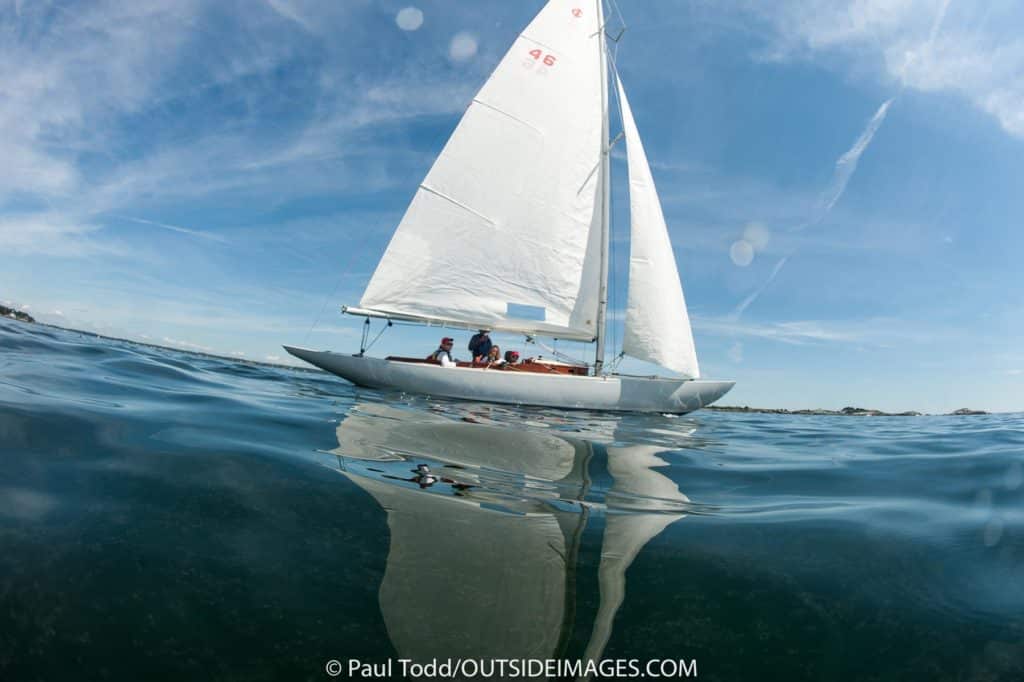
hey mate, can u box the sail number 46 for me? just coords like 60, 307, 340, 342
528, 49, 557, 66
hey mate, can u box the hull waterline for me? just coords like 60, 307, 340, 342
283, 346, 733, 414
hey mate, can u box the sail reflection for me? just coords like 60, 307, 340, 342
327, 404, 691, 669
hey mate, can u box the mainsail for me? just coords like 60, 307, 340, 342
616, 77, 700, 378
357, 0, 607, 341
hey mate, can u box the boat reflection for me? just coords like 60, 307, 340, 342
327, 404, 691, 671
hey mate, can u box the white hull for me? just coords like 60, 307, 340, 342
283, 346, 733, 414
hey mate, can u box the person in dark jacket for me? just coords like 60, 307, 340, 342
468, 329, 492, 363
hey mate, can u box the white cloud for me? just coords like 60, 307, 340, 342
696, 314, 954, 349
697, 316, 860, 345
245, 72, 473, 174
753, 0, 1024, 139
0, 0, 201, 203
0, 213, 126, 257
0, 0, 476, 260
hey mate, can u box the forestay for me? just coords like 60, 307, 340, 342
617, 77, 700, 378
358, 0, 607, 341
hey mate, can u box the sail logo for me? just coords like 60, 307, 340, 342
527, 49, 557, 67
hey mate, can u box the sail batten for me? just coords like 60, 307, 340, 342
617, 77, 700, 378
469, 99, 541, 132
359, 0, 606, 341
418, 184, 494, 224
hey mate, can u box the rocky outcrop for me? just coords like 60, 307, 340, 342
0, 305, 35, 323
707, 405, 924, 417
949, 408, 988, 415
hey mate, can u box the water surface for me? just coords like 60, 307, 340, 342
1, 319, 1022, 681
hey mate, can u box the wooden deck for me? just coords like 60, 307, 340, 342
385, 356, 588, 376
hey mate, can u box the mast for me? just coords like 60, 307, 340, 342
593, 0, 611, 375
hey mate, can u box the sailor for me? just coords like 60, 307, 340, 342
468, 329, 493, 363
428, 337, 456, 367
485, 345, 504, 368
503, 350, 520, 366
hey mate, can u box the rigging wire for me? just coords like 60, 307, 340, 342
362, 319, 393, 355
303, 213, 385, 345
606, 0, 628, 38
303, 272, 346, 346
358, 317, 370, 354
525, 336, 588, 367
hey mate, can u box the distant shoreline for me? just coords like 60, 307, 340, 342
705, 405, 988, 417
1, 316, 314, 372
0, 315, 996, 415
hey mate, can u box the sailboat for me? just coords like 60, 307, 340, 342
285, 0, 734, 414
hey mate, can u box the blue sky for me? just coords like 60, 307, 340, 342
3, 0, 1022, 413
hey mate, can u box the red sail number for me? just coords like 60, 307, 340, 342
528, 49, 557, 67
572, 8, 582, 18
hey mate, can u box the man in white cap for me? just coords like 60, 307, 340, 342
468, 329, 492, 363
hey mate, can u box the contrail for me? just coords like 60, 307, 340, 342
732, 1, 952, 320
923, 0, 952, 68
819, 97, 894, 216
264, 0, 316, 33
732, 256, 788, 319
110, 214, 228, 243
732, 99, 892, 317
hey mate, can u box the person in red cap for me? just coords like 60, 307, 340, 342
428, 337, 456, 367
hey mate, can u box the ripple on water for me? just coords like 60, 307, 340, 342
2, 318, 1023, 680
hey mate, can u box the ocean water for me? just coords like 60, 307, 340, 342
1, 317, 1022, 682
